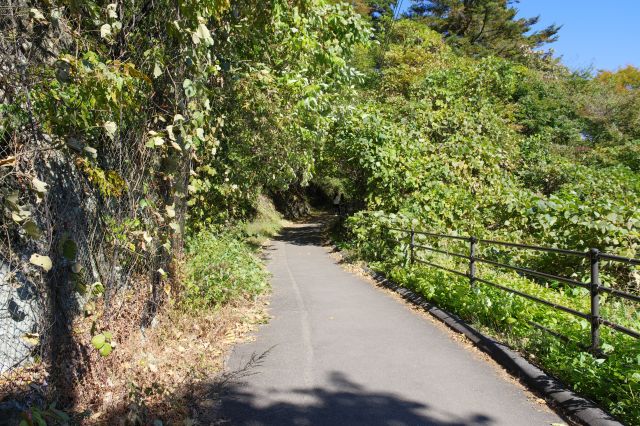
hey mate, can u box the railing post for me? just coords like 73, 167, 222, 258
410, 224, 415, 266
589, 248, 601, 354
469, 236, 477, 288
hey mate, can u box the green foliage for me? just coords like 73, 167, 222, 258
183, 230, 269, 310
91, 331, 114, 357
597, 65, 640, 92
323, 13, 640, 423
6, 0, 640, 421
20, 403, 70, 426
185, 1, 371, 227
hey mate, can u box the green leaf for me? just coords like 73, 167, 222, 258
91, 334, 106, 349
99, 342, 113, 356
23, 220, 42, 239
62, 239, 77, 260
92, 281, 105, 296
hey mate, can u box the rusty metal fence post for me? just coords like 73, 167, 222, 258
469, 236, 477, 288
410, 224, 415, 265
589, 248, 601, 354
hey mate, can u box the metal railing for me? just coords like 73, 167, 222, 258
385, 226, 640, 353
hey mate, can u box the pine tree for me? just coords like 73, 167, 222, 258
407, 0, 560, 60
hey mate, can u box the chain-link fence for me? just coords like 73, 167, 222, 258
0, 0, 182, 405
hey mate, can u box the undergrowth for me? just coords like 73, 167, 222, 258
183, 196, 281, 310
183, 230, 269, 310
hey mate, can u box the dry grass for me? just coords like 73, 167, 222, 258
68, 291, 270, 424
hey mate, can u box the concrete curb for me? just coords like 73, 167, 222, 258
356, 265, 624, 426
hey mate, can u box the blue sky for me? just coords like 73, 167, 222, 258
398, 0, 640, 72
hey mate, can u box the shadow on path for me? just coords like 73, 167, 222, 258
220, 371, 494, 426
273, 223, 326, 247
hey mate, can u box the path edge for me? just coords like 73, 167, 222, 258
347, 259, 623, 426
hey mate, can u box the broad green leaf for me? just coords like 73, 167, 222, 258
91, 334, 106, 349
99, 343, 113, 356
23, 220, 42, 239
62, 239, 77, 260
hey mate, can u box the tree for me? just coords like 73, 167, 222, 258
407, 0, 560, 60
596, 65, 640, 92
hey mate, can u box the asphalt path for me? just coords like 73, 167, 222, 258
220, 221, 564, 425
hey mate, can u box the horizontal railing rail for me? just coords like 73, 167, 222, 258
382, 225, 640, 352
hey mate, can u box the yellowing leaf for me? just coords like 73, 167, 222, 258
106, 3, 118, 18
71, 262, 83, 273
166, 125, 176, 141
153, 62, 163, 78
21, 333, 40, 346
196, 23, 213, 46
100, 23, 112, 38
31, 177, 48, 194
0, 156, 16, 167
30, 254, 52, 272
84, 146, 98, 159
165, 204, 176, 218
103, 121, 117, 139
29, 8, 47, 23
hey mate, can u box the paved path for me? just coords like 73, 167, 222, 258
220, 222, 564, 425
